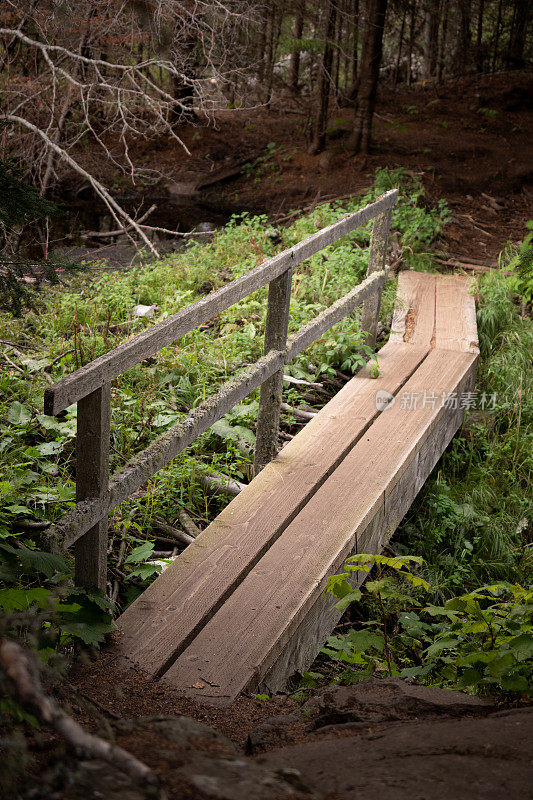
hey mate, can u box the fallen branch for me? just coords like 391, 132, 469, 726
80, 204, 157, 240
153, 519, 194, 546
3, 351, 25, 373
44, 349, 75, 373
177, 509, 201, 538
200, 471, 245, 497
0, 339, 28, 348
283, 374, 323, 388
447, 254, 498, 267
4, 115, 160, 257
453, 214, 494, 237
280, 402, 317, 421
0, 639, 159, 788
434, 257, 513, 275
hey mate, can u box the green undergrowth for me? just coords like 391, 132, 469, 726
301, 267, 532, 699
0, 166, 506, 672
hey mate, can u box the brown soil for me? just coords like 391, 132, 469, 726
121, 71, 533, 262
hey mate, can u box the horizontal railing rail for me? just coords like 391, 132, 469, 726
44, 189, 397, 589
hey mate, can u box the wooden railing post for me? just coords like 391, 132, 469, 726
74, 384, 111, 590
360, 208, 392, 348
254, 266, 293, 474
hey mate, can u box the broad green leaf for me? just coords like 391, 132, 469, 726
17, 548, 68, 578
334, 589, 363, 611
425, 636, 461, 657
60, 620, 115, 645
0, 587, 53, 611
5, 504, 33, 516
125, 541, 155, 564
323, 572, 350, 598
507, 633, 533, 661
8, 402, 31, 426
500, 674, 530, 692
345, 629, 385, 652
36, 441, 64, 456
128, 563, 162, 580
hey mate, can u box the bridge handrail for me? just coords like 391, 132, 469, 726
44, 189, 397, 588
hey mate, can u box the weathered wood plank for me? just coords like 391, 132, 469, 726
48, 270, 386, 551
44, 190, 398, 415
285, 269, 386, 361
115, 341, 427, 677
389, 271, 436, 347
48, 350, 285, 550
360, 209, 392, 347
254, 267, 293, 474
47, 270, 386, 551
73, 385, 111, 590
434, 275, 479, 353
161, 349, 477, 703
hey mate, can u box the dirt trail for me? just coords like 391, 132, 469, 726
26, 662, 533, 799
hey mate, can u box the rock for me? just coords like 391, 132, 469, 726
132, 304, 157, 318
64, 760, 151, 800
260, 707, 533, 800
162, 179, 200, 198
265, 228, 281, 244
196, 221, 217, 233
114, 714, 237, 755
179, 753, 318, 799
304, 677, 492, 729
245, 712, 304, 755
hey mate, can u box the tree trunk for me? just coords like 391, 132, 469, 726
289, 0, 305, 94
407, 1, 417, 86
332, 8, 342, 95
393, 6, 407, 87
506, 0, 530, 70
475, 0, 485, 72
352, 0, 360, 85
437, 1, 449, 80
452, 0, 472, 75
309, 0, 337, 154
423, 0, 440, 79
349, 0, 388, 154
491, 0, 503, 72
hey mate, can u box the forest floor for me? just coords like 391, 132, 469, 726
7, 72, 533, 799
66, 70, 533, 268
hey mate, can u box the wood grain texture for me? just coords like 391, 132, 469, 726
254, 267, 293, 474
434, 275, 479, 353
389, 271, 436, 347
115, 341, 427, 676
361, 210, 392, 347
45, 190, 398, 415
73, 385, 111, 590
50, 349, 285, 549
161, 349, 478, 703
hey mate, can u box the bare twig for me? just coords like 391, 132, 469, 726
280, 402, 317, 421
80, 205, 157, 240
177, 509, 201, 538
0, 639, 159, 788
153, 519, 194, 546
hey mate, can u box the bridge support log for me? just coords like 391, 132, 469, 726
74, 384, 111, 590
254, 267, 293, 475
361, 208, 392, 348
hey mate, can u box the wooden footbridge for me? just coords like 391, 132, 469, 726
44, 190, 478, 705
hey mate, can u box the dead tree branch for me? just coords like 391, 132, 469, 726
0, 638, 160, 788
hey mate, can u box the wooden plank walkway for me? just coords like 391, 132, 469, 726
116, 271, 478, 705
